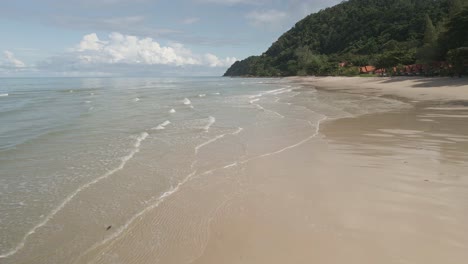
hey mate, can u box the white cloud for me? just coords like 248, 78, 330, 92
73, 33, 202, 66
203, 54, 237, 67
246, 10, 288, 28
76, 33, 106, 51
2, 51, 26, 68
36, 32, 237, 76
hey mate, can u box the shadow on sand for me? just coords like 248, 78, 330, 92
376, 76, 468, 88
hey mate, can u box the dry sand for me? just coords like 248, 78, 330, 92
81, 77, 468, 264
292, 76, 468, 102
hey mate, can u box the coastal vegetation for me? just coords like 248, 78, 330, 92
224, 0, 468, 77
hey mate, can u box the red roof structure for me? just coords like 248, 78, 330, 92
360, 65, 375, 74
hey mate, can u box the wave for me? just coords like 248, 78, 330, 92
198, 94, 206, 97
272, 89, 292, 95
195, 134, 225, 154
249, 87, 292, 100
249, 94, 262, 99
134, 98, 140, 102
0, 93, 8, 97
183, 98, 191, 105
232, 127, 243, 135
203, 116, 216, 131
169, 109, 176, 114
152, 121, 171, 130
195, 126, 241, 154
223, 162, 238, 169
0, 132, 149, 259
243, 117, 327, 163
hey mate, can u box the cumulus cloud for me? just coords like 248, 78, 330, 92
2, 51, 26, 68
37, 32, 236, 76
203, 54, 237, 67
73, 32, 201, 66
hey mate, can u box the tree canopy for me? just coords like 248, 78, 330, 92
224, 0, 468, 77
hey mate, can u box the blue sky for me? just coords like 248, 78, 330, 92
0, 0, 340, 76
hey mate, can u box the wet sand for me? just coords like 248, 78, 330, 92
68, 77, 468, 264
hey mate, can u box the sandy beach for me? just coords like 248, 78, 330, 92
292, 76, 468, 101
4, 77, 468, 264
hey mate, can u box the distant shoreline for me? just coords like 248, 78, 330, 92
287, 76, 468, 102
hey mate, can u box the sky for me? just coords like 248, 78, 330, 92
0, 0, 340, 77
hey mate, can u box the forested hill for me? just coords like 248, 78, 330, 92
224, 0, 468, 77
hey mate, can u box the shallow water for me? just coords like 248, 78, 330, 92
0, 77, 407, 263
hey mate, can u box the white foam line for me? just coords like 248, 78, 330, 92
242, 117, 327, 163
254, 103, 284, 118
266, 109, 285, 118
0, 132, 149, 259
232, 127, 243, 135
198, 94, 206, 97
223, 162, 238, 169
272, 89, 292, 95
195, 134, 225, 154
195, 126, 241, 154
0, 93, 8, 97
266, 88, 288, 94
249, 99, 260, 104
249, 94, 262, 99
152, 120, 171, 130
254, 104, 265, 111
203, 116, 216, 132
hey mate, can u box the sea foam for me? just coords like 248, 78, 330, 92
204, 116, 216, 131
152, 121, 171, 130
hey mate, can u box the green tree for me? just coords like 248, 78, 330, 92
447, 47, 468, 77
423, 14, 437, 45
444, 7, 468, 49
449, 0, 464, 17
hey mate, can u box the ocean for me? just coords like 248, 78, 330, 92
0, 77, 405, 263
